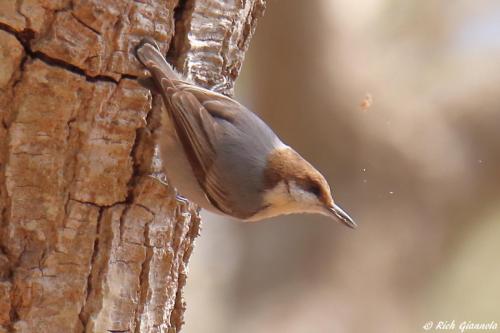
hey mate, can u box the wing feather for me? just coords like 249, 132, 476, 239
167, 89, 235, 214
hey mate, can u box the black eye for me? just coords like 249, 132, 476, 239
309, 184, 321, 197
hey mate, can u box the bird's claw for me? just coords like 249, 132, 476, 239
175, 194, 191, 218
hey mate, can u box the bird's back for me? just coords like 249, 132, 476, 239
210, 106, 285, 218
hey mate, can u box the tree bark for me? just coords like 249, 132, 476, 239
0, 0, 265, 332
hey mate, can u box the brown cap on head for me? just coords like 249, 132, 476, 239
264, 148, 332, 202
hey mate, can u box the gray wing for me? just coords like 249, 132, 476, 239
202, 98, 280, 218
167, 90, 236, 215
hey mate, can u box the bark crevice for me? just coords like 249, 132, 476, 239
78, 206, 104, 329
0, 22, 125, 84
133, 215, 152, 333
166, 0, 195, 70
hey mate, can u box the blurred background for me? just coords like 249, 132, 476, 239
184, 0, 500, 332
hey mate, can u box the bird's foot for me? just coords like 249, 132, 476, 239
175, 194, 191, 218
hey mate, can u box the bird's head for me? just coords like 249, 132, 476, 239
257, 147, 356, 228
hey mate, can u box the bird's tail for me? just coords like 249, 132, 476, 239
136, 39, 181, 89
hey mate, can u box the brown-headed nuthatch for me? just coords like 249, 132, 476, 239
136, 40, 356, 228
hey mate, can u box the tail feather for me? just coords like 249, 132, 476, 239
136, 39, 181, 83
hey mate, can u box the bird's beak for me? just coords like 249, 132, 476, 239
328, 204, 357, 229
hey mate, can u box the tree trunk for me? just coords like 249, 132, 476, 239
0, 1, 265, 332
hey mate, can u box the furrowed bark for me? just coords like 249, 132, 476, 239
0, 0, 266, 332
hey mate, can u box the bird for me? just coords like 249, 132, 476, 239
135, 40, 356, 228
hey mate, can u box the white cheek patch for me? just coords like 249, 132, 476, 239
263, 181, 290, 207
288, 181, 317, 204
251, 181, 323, 220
